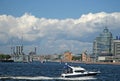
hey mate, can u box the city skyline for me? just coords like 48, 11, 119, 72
0, 0, 120, 54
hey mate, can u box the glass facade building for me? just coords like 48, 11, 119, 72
93, 27, 113, 57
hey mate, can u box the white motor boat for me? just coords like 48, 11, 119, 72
61, 64, 100, 78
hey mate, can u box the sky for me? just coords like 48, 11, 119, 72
0, 0, 120, 55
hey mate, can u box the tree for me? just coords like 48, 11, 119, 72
0, 54, 11, 60
5, 55, 11, 60
72, 56, 81, 61
0, 54, 4, 60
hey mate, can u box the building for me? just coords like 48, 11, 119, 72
97, 36, 120, 62
109, 37, 120, 62
81, 52, 91, 62
112, 37, 120, 56
93, 27, 113, 58
93, 27, 120, 62
62, 51, 73, 62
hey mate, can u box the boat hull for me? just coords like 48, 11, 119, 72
61, 72, 99, 78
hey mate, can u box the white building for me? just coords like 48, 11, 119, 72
112, 39, 120, 56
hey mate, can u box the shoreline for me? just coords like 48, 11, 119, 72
0, 60, 14, 62
86, 62, 120, 65
71, 61, 120, 65
0, 60, 120, 65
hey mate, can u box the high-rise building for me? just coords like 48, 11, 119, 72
93, 27, 113, 57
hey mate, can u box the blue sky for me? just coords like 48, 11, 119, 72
0, 0, 120, 19
0, 0, 120, 54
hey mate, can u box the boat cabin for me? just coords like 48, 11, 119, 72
63, 65, 86, 74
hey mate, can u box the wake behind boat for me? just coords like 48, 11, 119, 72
61, 64, 100, 78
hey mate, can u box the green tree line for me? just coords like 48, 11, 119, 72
72, 56, 81, 61
0, 54, 11, 60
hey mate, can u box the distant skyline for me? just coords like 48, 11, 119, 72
0, 0, 120, 54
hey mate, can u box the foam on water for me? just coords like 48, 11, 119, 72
0, 76, 97, 80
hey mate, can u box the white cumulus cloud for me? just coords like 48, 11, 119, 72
0, 12, 120, 54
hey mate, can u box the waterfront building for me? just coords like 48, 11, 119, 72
112, 37, 120, 56
62, 51, 73, 62
97, 37, 120, 62
93, 27, 113, 59
81, 52, 91, 62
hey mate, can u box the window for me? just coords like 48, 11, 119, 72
75, 70, 85, 73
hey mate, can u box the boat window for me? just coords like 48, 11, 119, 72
75, 70, 85, 73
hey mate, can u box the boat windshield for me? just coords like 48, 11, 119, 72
64, 68, 73, 73
63, 65, 73, 73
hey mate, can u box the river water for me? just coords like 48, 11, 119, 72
0, 62, 120, 81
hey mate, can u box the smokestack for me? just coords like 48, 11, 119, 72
21, 46, 23, 54
16, 46, 18, 55
13, 47, 15, 54
35, 47, 36, 55
18, 46, 19, 54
